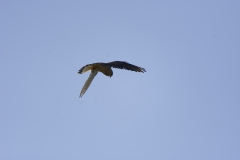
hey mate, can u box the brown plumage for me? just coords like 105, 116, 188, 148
78, 61, 146, 97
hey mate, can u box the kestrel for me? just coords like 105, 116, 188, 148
78, 61, 146, 97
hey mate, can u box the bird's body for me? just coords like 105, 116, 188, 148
78, 61, 146, 97
79, 62, 113, 77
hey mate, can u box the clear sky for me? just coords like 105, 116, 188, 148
0, 0, 240, 159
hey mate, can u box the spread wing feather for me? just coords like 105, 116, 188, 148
79, 70, 98, 97
106, 61, 146, 73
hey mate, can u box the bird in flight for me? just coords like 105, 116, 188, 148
78, 61, 146, 97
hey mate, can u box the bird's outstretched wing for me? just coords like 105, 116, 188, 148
106, 61, 146, 73
79, 70, 98, 97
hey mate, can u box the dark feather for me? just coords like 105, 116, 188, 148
106, 61, 146, 73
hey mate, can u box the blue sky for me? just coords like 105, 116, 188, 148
0, 0, 240, 159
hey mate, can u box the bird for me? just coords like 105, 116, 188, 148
78, 61, 146, 97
